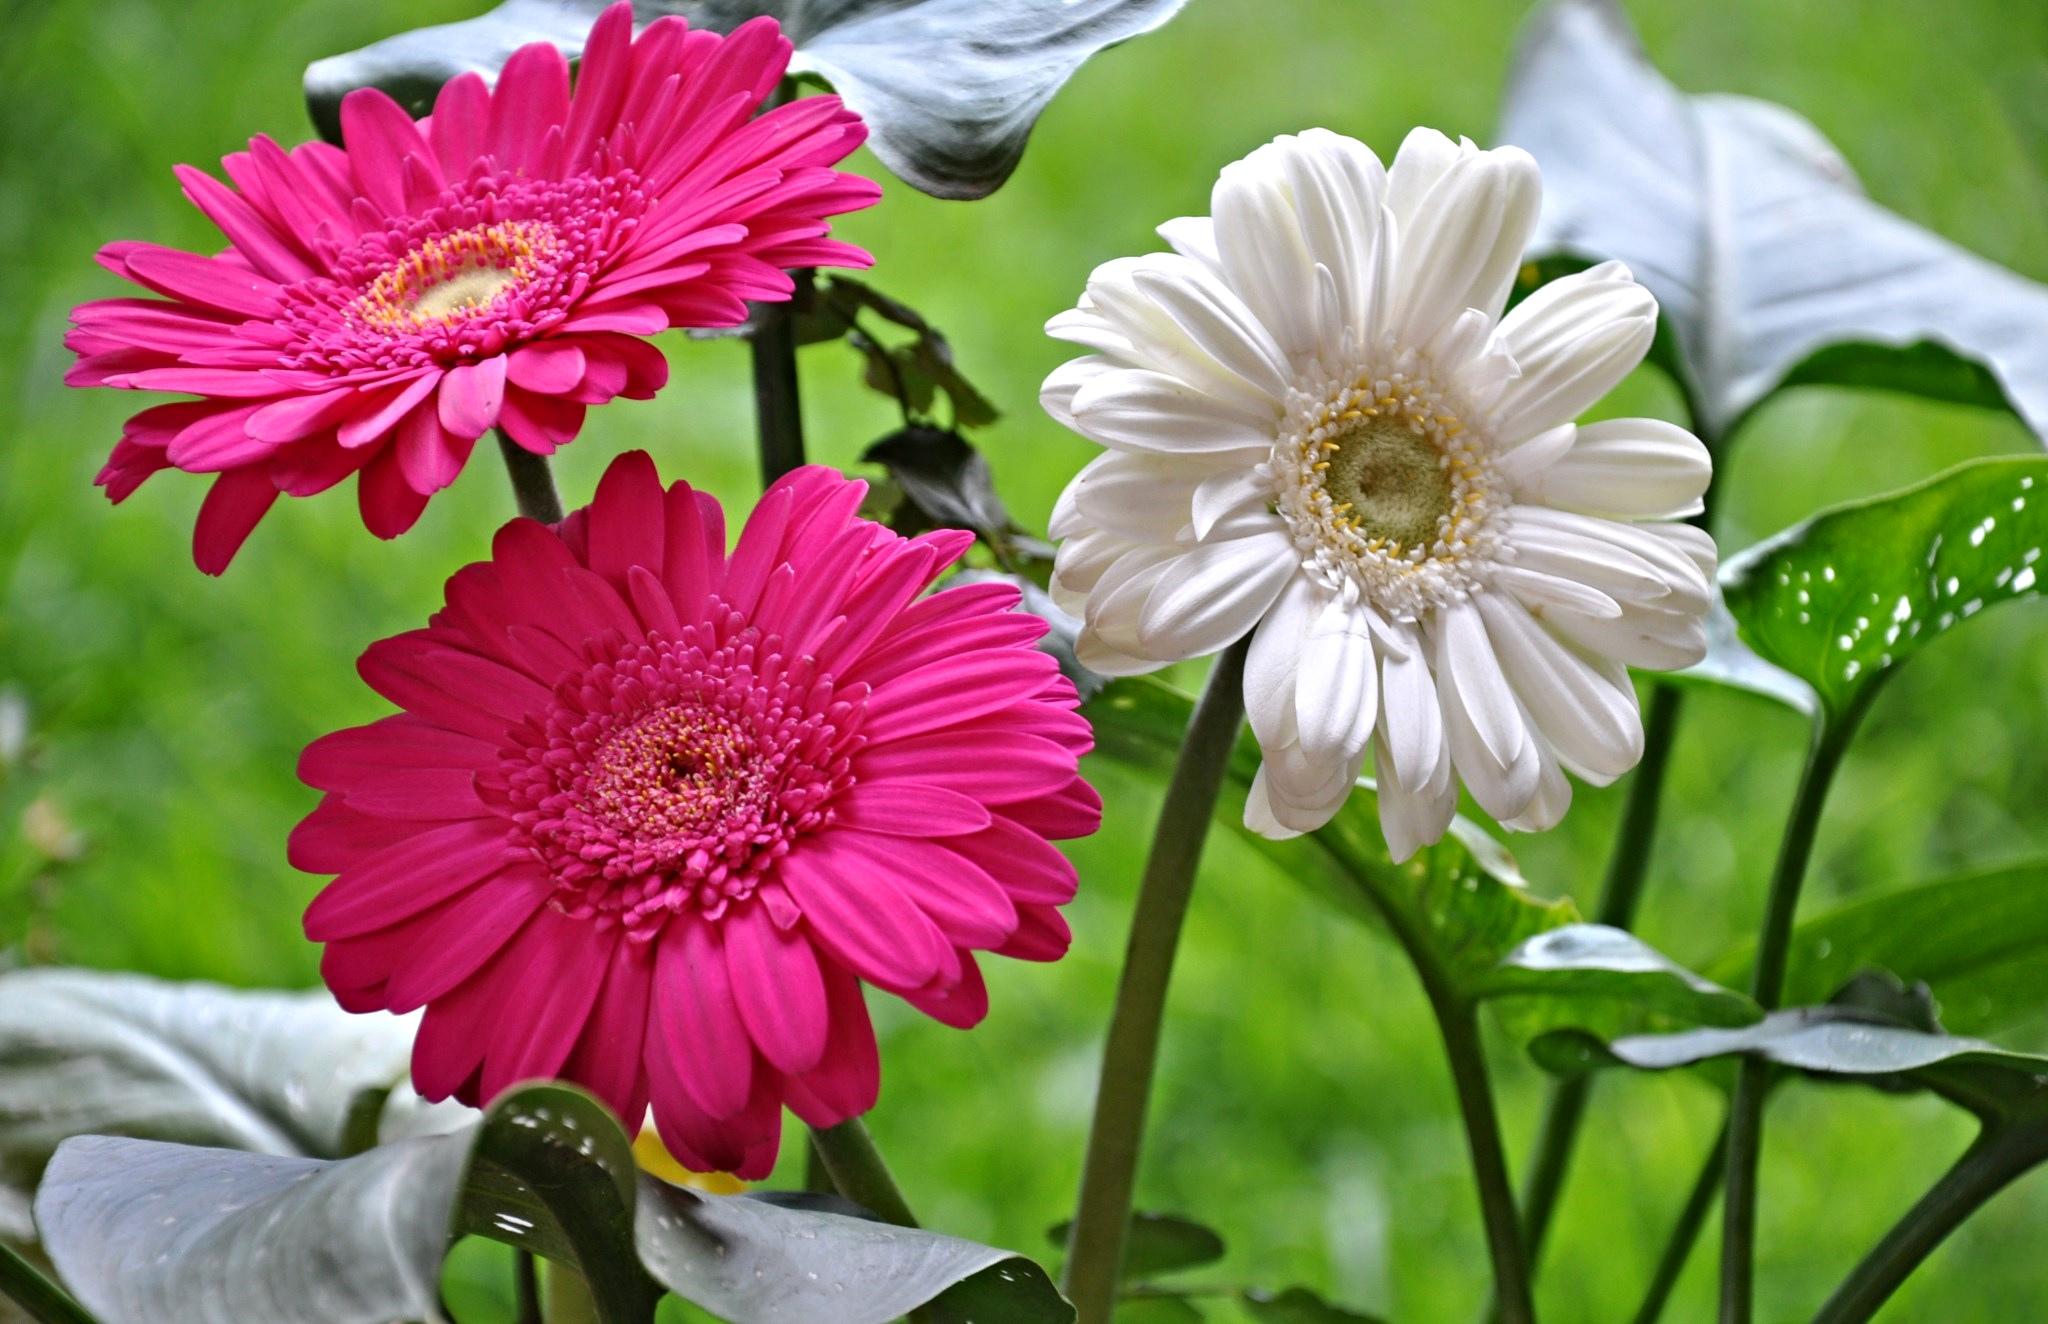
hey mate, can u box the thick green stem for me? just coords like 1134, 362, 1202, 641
1435, 997, 1537, 1324
496, 430, 566, 524
1631, 1124, 1728, 1324
1062, 640, 1249, 1324
543, 1265, 599, 1324
1512, 686, 1687, 1278
1813, 1123, 2048, 1324
0, 1243, 97, 1324
751, 294, 806, 486
1719, 702, 1865, 1323
810, 1117, 919, 1227
513, 1250, 541, 1324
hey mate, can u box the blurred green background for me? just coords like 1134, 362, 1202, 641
3, 0, 2046, 1319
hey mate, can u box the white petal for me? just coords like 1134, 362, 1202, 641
1050, 527, 1144, 608
1070, 367, 1276, 457
1046, 307, 1138, 361
1493, 261, 1656, 439
1542, 599, 1709, 672
1084, 254, 1293, 405
1078, 543, 1183, 655
1213, 141, 1323, 358
1384, 127, 1469, 227
1500, 749, 1572, 833
1492, 563, 1623, 620
1534, 418, 1712, 520
1377, 624, 1445, 791
1041, 355, 1115, 431
1511, 506, 1710, 609
1157, 215, 1221, 273
1435, 606, 1542, 819
1390, 146, 1542, 349
1645, 522, 1720, 579
1244, 573, 1323, 748
1374, 729, 1459, 861
1075, 630, 1167, 677
1191, 465, 1272, 541
1136, 529, 1297, 661
1295, 601, 1380, 762
1061, 450, 1220, 541
1248, 129, 1391, 347
1477, 593, 1643, 783
1243, 766, 1302, 840
1255, 740, 1365, 835
1492, 422, 1577, 492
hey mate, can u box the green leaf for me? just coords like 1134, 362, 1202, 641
1531, 1001, 2048, 1125
304, 0, 1190, 200
1045, 1211, 1224, 1282
1708, 860, 2048, 1036
1113, 1297, 1204, 1323
1499, 0, 2048, 442
1720, 457, 2048, 721
1240, 1285, 1388, 1323
864, 427, 1012, 545
1671, 599, 1819, 722
0, 969, 462, 1212
34, 1081, 1068, 1324
1083, 677, 1576, 999
1476, 923, 1761, 1042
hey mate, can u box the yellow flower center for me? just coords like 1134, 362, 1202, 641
355, 220, 553, 329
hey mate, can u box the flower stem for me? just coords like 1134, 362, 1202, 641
513, 1251, 541, 1324
1719, 701, 1866, 1323
496, 430, 566, 524
751, 292, 807, 485
1631, 1123, 1727, 1324
810, 1117, 919, 1227
0, 1242, 97, 1324
1513, 685, 1686, 1275
1062, 639, 1249, 1324
1812, 1123, 2048, 1324
1434, 996, 1538, 1324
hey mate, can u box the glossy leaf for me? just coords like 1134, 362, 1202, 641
34, 1080, 1066, 1324
304, 0, 1191, 199
1084, 677, 1576, 998
865, 428, 1013, 545
1671, 598, 1819, 722
1477, 923, 1761, 1041
35, 1084, 656, 1324
1708, 860, 2048, 1036
1721, 457, 2048, 720
1045, 1211, 1224, 1282
1500, 0, 2048, 442
1533, 1004, 2048, 1124
0, 969, 445, 1197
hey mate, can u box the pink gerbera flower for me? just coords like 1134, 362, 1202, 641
68, 3, 879, 572
294, 452, 1098, 1176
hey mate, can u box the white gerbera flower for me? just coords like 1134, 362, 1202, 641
1043, 127, 1716, 857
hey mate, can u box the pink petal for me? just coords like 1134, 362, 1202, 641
653, 920, 756, 1120
497, 387, 584, 454
338, 370, 440, 448
192, 466, 279, 574
482, 912, 614, 1099
856, 731, 1075, 805
723, 902, 828, 1075
834, 832, 1017, 949
661, 484, 725, 620
586, 449, 664, 583
900, 952, 988, 1030
859, 651, 1061, 743
832, 784, 990, 837
385, 872, 553, 1012
949, 818, 1081, 906
303, 818, 513, 940
561, 939, 655, 1126
358, 446, 431, 539
996, 903, 1073, 963
437, 355, 509, 438
427, 73, 491, 177
780, 961, 879, 1128
999, 777, 1104, 841
776, 835, 948, 990
340, 87, 440, 216
485, 40, 571, 172
166, 405, 274, 472
506, 340, 588, 395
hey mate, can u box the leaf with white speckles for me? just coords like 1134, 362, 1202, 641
1720, 457, 2048, 721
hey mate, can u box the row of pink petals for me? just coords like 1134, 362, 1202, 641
294, 457, 1097, 1173
70, 3, 881, 571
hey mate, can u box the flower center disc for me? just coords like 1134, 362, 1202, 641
356, 219, 553, 329
1322, 415, 1455, 549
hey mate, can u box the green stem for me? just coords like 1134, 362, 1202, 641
810, 1117, 919, 1227
543, 1264, 599, 1324
0, 1243, 97, 1324
1435, 997, 1538, 1324
1063, 639, 1250, 1324
1513, 686, 1687, 1276
1812, 1123, 2048, 1324
751, 292, 806, 485
513, 1250, 541, 1324
1631, 1123, 1728, 1324
496, 429, 566, 524
1719, 701, 1866, 1323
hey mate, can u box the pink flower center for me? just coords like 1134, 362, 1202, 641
279, 166, 648, 374
496, 606, 868, 939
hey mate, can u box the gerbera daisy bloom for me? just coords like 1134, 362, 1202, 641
67, 2, 879, 573
293, 451, 1096, 1177
1043, 128, 1715, 856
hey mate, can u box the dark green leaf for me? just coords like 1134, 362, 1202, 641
0, 969, 459, 1205
1707, 860, 2048, 1036
1476, 923, 1761, 1041
304, 0, 1190, 199
1531, 1002, 2048, 1124
637, 1176, 1073, 1324
864, 427, 1010, 542
1721, 457, 2048, 720
1045, 1211, 1224, 1281
1241, 1285, 1388, 1323
1500, 0, 2048, 442
1113, 1296, 1204, 1323
34, 1080, 1065, 1324
1084, 677, 1576, 998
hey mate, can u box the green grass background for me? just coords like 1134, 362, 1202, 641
3, 0, 2047, 1319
